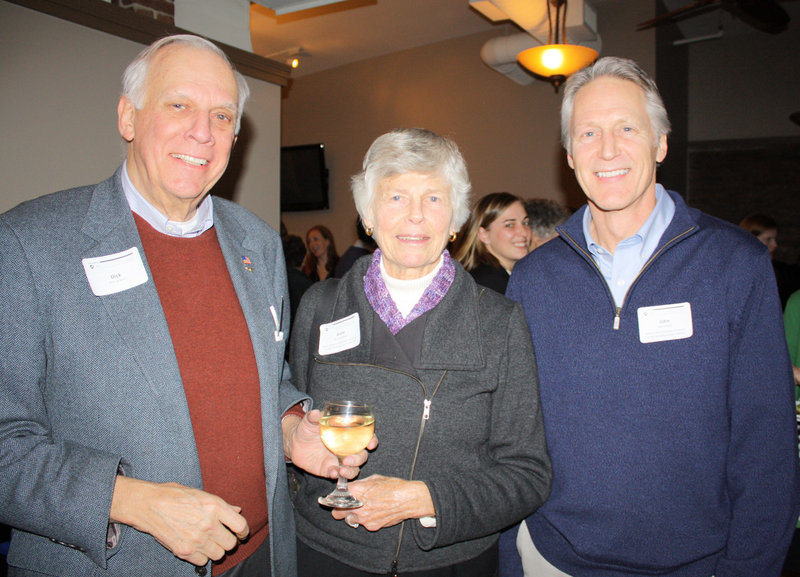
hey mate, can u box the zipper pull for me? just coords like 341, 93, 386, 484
613, 307, 621, 331
422, 399, 432, 421
388, 560, 399, 577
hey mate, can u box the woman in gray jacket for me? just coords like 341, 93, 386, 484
289, 128, 551, 577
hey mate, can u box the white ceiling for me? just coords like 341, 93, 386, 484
249, 0, 799, 77
250, 0, 500, 77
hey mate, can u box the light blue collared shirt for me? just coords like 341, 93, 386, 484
583, 184, 675, 307
121, 160, 214, 238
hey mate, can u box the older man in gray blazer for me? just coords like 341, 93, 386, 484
0, 35, 372, 577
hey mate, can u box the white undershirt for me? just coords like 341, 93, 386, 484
379, 255, 443, 317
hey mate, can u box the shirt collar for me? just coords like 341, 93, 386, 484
121, 160, 214, 238
583, 183, 675, 258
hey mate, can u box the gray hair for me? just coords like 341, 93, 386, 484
560, 56, 670, 152
121, 34, 250, 134
525, 198, 571, 239
351, 128, 472, 230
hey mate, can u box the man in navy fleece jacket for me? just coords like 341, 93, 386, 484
502, 56, 800, 577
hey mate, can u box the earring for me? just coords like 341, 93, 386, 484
449, 231, 457, 243
365, 226, 374, 237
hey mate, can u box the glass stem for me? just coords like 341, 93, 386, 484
335, 457, 349, 493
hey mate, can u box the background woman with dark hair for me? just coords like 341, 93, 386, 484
304, 224, 339, 282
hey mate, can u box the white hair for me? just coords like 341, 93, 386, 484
351, 128, 472, 230
561, 56, 671, 152
121, 34, 250, 134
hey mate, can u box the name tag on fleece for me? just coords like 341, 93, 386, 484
637, 302, 693, 344
319, 312, 360, 355
82, 247, 148, 296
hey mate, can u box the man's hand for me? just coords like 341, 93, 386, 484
110, 476, 249, 566
283, 410, 378, 479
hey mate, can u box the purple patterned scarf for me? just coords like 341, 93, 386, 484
363, 249, 455, 335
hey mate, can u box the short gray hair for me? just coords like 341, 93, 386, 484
525, 198, 570, 239
560, 56, 670, 152
121, 34, 250, 134
351, 128, 472, 230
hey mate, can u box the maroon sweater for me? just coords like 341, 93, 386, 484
136, 215, 267, 574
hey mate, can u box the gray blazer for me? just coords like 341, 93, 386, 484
0, 169, 305, 577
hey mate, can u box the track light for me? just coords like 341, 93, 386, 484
265, 46, 310, 71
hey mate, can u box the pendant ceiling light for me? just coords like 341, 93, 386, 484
517, 0, 598, 91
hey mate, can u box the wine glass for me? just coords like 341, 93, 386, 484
317, 400, 375, 509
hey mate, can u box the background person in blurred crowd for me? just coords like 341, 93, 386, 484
739, 213, 800, 310
283, 234, 313, 349
454, 192, 531, 294
304, 224, 339, 282
787, 289, 800, 386
524, 198, 570, 251
333, 216, 377, 278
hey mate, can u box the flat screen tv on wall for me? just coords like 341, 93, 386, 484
280, 143, 329, 212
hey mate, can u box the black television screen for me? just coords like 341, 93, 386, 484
280, 143, 329, 212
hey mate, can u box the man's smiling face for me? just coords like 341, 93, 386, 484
118, 44, 239, 221
567, 76, 667, 221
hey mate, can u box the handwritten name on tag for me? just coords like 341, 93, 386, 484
82, 247, 148, 296
637, 302, 693, 344
318, 312, 360, 355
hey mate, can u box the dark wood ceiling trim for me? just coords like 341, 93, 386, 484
6, 0, 291, 86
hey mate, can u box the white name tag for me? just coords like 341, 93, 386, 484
318, 312, 360, 356
82, 247, 148, 296
637, 302, 693, 344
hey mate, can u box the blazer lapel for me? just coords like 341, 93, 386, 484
79, 172, 192, 427
213, 202, 281, 394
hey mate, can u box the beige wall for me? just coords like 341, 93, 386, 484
280, 1, 656, 249
0, 2, 283, 229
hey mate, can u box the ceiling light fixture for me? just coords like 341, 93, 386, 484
287, 52, 302, 69
265, 46, 310, 71
516, 0, 598, 91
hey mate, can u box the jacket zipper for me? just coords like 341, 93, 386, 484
312, 358, 447, 576
388, 370, 447, 576
560, 225, 696, 330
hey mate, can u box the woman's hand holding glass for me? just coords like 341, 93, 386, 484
317, 401, 376, 509
329, 475, 435, 531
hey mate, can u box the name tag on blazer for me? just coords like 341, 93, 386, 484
82, 247, 148, 296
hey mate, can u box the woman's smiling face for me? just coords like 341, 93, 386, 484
367, 172, 454, 280
478, 201, 531, 271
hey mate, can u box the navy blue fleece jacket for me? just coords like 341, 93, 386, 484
504, 190, 799, 577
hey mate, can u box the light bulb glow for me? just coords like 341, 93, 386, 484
517, 44, 598, 82
541, 48, 565, 70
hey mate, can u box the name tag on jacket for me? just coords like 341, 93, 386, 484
319, 312, 360, 355
637, 302, 693, 343
82, 247, 148, 296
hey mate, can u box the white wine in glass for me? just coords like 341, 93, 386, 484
317, 400, 375, 509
